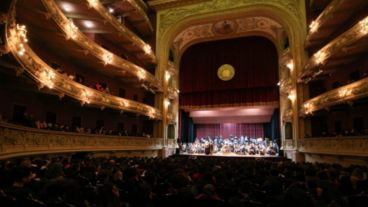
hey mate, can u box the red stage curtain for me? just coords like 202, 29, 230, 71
196, 123, 264, 138
180, 36, 279, 107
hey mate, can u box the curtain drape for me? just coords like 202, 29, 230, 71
196, 123, 264, 139
180, 36, 279, 108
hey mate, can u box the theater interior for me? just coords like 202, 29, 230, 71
1, 0, 368, 206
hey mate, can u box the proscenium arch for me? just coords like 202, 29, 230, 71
157, 3, 306, 65
155, 1, 307, 141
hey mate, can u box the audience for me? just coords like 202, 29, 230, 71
0, 155, 367, 207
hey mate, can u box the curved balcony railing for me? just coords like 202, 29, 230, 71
40, 0, 162, 91
0, 122, 166, 159
298, 137, 368, 156
84, 0, 155, 61
300, 76, 368, 115
111, 0, 153, 35
5, 19, 162, 119
300, 16, 368, 82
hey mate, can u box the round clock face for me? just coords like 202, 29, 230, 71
217, 64, 235, 81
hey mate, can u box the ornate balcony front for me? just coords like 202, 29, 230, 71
0, 122, 168, 159
301, 76, 368, 115
298, 137, 368, 156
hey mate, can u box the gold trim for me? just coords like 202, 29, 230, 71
301, 76, 368, 115
6, 22, 162, 119
301, 16, 368, 81
305, 0, 344, 47
298, 137, 368, 156
85, 0, 154, 57
41, 0, 162, 91
0, 122, 168, 159
124, 0, 153, 32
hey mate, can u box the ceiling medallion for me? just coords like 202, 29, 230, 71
217, 64, 235, 81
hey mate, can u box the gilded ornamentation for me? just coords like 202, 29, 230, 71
301, 77, 368, 115
0, 122, 177, 159
40, 0, 162, 90
298, 137, 368, 156
173, 16, 282, 53
301, 16, 368, 81
83, 0, 155, 62
158, 0, 301, 35
5, 21, 162, 119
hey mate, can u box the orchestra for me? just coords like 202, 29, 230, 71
180, 136, 279, 156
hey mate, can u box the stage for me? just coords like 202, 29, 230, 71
180, 151, 279, 158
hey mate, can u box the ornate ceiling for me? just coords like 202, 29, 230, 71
172, 16, 285, 56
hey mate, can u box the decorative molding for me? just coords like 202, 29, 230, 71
40, 0, 162, 91
300, 16, 368, 82
301, 76, 368, 115
158, 0, 301, 35
173, 16, 283, 54
298, 137, 368, 156
0, 122, 177, 159
6, 22, 162, 119
167, 86, 179, 100
84, 0, 155, 61
122, 0, 153, 32
305, 0, 345, 47
282, 139, 295, 151
148, 0, 210, 10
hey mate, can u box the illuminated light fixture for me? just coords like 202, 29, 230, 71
164, 98, 170, 108
11, 24, 29, 56
165, 71, 171, 82
143, 44, 152, 54
287, 90, 296, 102
65, 20, 78, 40
120, 100, 129, 107
137, 69, 146, 80
60, 2, 74, 12
39, 69, 56, 89
359, 16, 368, 35
81, 90, 92, 104
338, 88, 352, 98
87, 0, 98, 8
83, 20, 95, 28
286, 60, 294, 71
277, 81, 280, 86
313, 50, 327, 65
309, 20, 319, 33
102, 52, 113, 65
147, 108, 156, 119
108, 7, 114, 13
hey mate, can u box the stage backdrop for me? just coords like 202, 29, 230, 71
196, 123, 264, 139
180, 36, 279, 108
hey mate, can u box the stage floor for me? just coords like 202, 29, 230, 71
180, 152, 279, 158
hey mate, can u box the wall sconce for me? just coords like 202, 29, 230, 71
359, 16, 368, 35
164, 98, 170, 108
286, 60, 294, 72
287, 90, 296, 102
165, 71, 171, 82
102, 52, 113, 65
309, 20, 319, 33
313, 50, 327, 65
65, 20, 78, 40
39, 69, 56, 89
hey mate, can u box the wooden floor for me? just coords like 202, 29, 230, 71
180, 152, 279, 158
